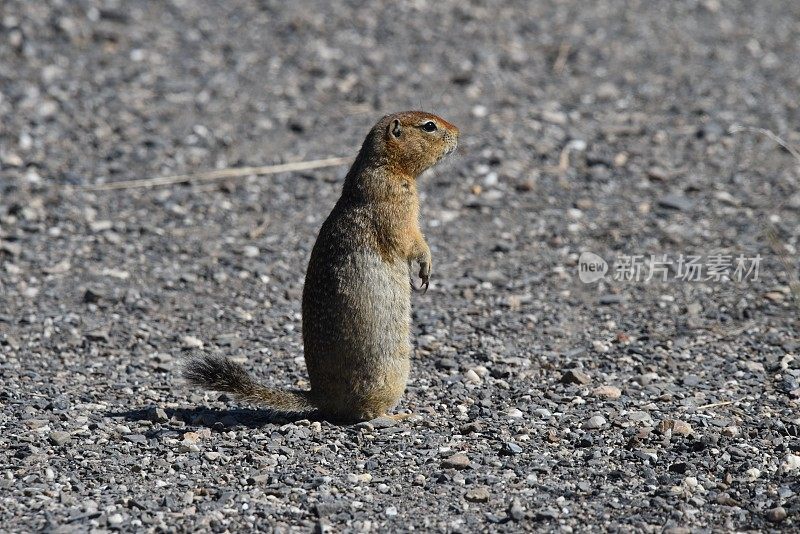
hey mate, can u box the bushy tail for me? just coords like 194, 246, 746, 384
184, 354, 317, 413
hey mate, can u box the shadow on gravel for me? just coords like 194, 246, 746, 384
107, 407, 318, 429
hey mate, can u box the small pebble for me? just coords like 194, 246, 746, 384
765, 506, 787, 523
463, 369, 481, 383
658, 194, 693, 211
507, 499, 525, 521
49, 431, 71, 446
178, 440, 200, 453
500, 442, 523, 455
628, 411, 653, 424
242, 245, 260, 258
593, 385, 621, 400
561, 369, 591, 385
584, 415, 607, 429
721, 425, 739, 437
657, 419, 693, 436
471, 105, 487, 118
441, 453, 470, 470
181, 335, 204, 349
782, 453, 800, 473
147, 407, 169, 423
465, 487, 490, 503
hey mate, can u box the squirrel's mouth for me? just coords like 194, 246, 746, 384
433, 137, 458, 165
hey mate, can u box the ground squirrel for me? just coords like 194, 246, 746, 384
185, 111, 459, 422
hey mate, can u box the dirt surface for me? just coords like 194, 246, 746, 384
1, 1, 799, 532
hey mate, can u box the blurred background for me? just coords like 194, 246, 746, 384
1, 1, 798, 531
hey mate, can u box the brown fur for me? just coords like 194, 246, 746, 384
185, 111, 459, 422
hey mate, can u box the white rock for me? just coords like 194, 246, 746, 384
782, 454, 800, 473
179, 440, 200, 453
506, 408, 524, 418
463, 369, 481, 383
542, 110, 567, 125
472, 366, 490, 377
346, 473, 372, 484
2, 152, 23, 166
471, 105, 488, 118
102, 268, 130, 279
567, 208, 583, 219
243, 245, 260, 258
23, 287, 39, 298
90, 220, 113, 232
182, 336, 204, 349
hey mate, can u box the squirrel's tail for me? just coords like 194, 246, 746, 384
184, 354, 317, 413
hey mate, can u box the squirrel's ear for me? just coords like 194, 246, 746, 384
390, 119, 402, 138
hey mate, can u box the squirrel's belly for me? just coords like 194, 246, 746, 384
312, 249, 410, 355
303, 249, 412, 406
351, 250, 411, 332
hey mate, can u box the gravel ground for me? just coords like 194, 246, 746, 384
1, 1, 799, 532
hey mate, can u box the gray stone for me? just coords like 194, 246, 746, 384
465, 487, 490, 503
49, 431, 71, 446
584, 415, 607, 429
658, 194, 693, 211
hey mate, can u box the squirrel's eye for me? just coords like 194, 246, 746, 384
421, 121, 437, 132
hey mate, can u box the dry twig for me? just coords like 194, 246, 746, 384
77, 156, 353, 192
729, 125, 800, 161
553, 41, 571, 75
697, 400, 736, 410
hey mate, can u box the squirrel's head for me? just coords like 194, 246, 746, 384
368, 111, 460, 178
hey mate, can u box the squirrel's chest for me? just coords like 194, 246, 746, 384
371, 204, 419, 260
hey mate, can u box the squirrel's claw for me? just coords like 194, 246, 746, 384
413, 271, 430, 294
416, 262, 431, 294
